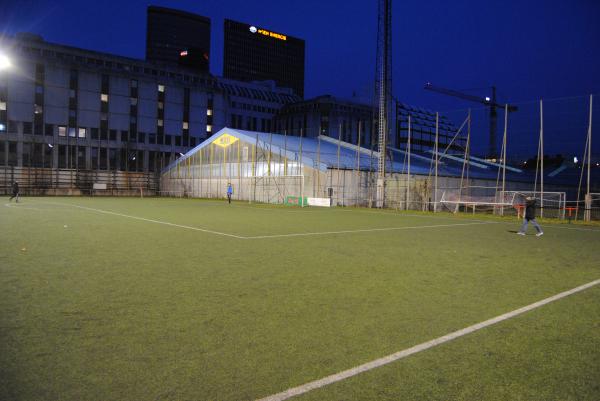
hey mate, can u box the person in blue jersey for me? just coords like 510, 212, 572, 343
227, 183, 233, 204
518, 197, 543, 236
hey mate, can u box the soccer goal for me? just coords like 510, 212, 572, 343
248, 175, 305, 205
439, 188, 516, 215
499, 191, 566, 219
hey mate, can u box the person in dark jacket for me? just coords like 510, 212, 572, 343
518, 196, 543, 236
9, 181, 19, 203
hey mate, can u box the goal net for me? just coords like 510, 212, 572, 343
248, 175, 305, 205
438, 186, 515, 214
499, 191, 566, 219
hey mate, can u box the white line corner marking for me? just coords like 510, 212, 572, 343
256, 278, 600, 401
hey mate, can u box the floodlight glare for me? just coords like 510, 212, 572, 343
0, 54, 11, 70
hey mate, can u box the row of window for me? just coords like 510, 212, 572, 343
0, 140, 179, 172
0, 121, 200, 147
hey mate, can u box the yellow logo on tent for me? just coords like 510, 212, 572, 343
213, 133, 239, 148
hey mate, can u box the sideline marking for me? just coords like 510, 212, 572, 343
256, 278, 600, 401
43, 202, 245, 239
246, 221, 496, 239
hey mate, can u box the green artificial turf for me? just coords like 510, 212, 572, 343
1, 196, 599, 401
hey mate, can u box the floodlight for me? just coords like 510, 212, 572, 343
0, 54, 11, 70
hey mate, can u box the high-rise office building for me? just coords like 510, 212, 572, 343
223, 19, 305, 97
146, 6, 211, 73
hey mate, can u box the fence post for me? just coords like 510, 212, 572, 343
584, 193, 591, 222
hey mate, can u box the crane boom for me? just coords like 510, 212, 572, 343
424, 83, 517, 111
424, 82, 517, 157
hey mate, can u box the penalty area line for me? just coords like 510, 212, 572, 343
41, 201, 245, 239
256, 278, 600, 401
246, 221, 496, 239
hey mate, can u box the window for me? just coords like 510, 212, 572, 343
101, 94, 108, 102
165, 135, 171, 146
206, 124, 213, 133
130, 97, 138, 106
157, 119, 163, 127
182, 122, 189, 130
158, 84, 165, 92
34, 104, 43, 114
131, 79, 138, 88
0, 123, 5, 132
78, 127, 87, 138
158, 102, 164, 110
0, 101, 5, 110
69, 89, 76, 98
91, 128, 99, 140
23, 122, 32, 134
206, 109, 212, 116
68, 127, 76, 137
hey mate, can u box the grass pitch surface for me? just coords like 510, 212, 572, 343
1, 197, 599, 401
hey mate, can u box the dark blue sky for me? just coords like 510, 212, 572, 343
2, 0, 600, 156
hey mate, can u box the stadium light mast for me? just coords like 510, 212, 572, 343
374, 0, 392, 208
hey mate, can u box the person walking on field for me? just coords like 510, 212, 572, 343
226, 183, 233, 204
9, 181, 19, 203
518, 196, 543, 236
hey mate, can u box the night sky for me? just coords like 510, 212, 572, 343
2, 0, 600, 157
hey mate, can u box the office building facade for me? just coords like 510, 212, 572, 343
273, 95, 464, 152
223, 19, 305, 97
146, 6, 211, 73
0, 34, 300, 175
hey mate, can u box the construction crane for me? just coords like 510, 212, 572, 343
424, 83, 517, 159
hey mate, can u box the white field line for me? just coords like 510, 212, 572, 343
4, 203, 45, 211
256, 278, 600, 401
245, 221, 496, 239
43, 202, 245, 239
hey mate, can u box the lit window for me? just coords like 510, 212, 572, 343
206, 124, 212, 133
0, 101, 5, 111
158, 84, 165, 93
206, 109, 213, 116
130, 97, 138, 106
0, 123, 6, 132
182, 122, 189, 129
101, 94, 108, 102
58, 126, 66, 136
78, 127, 87, 138
68, 127, 76, 137
158, 102, 164, 110
157, 119, 163, 127
34, 104, 43, 114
